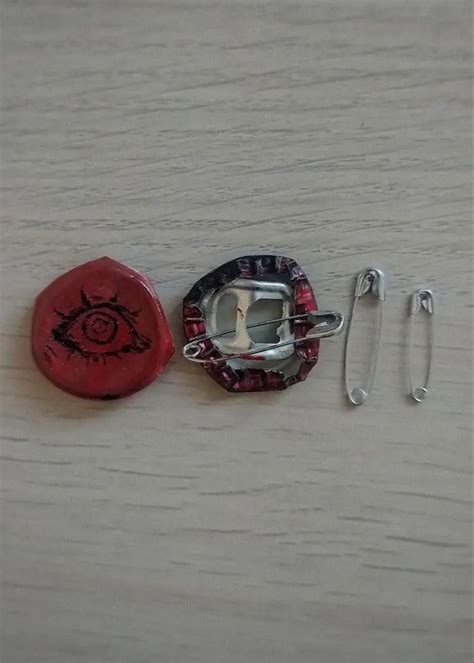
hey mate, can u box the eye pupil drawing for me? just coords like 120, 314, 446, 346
82, 311, 118, 345
51, 289, 152, 362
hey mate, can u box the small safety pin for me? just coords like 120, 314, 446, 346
407, 288, 434, 403
344, 267, 386, 406
183, 310, 345, 364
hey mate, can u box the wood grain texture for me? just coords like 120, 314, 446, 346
1, 1, 472, 661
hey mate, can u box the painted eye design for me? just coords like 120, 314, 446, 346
52, 289, 152, 362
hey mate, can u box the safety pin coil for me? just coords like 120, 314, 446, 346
344, 267, 385, 406
408, 288, 434, 402
183, 310, 344, 364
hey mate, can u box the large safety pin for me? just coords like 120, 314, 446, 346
407, 288, 434, 402
344, 267, 386, 406
183, 310, 344, 363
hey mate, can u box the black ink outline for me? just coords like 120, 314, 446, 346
52, 289, 152, 362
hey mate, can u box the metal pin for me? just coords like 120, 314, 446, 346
344, 267, 386, 406
183, 310, 345, 364
407, 288, 434, 402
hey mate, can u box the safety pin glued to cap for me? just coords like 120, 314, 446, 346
344, 267, 386, 406
183, 310, 345, 364
407, 288, 434, 403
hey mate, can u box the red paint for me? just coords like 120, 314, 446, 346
31, 257, 174, 400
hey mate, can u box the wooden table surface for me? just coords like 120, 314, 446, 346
1, 1, 472, 661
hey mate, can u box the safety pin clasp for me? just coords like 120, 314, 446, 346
354, 267, 386, 302
408, 288, 434, 402
344, 267, 385, 406
182, 310, 344, 364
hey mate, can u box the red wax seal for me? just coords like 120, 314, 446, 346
32, 257, 174, 399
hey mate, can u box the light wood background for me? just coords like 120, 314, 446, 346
1, 1, 472, 662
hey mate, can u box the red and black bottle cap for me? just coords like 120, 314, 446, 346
182, 255, 344, 392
